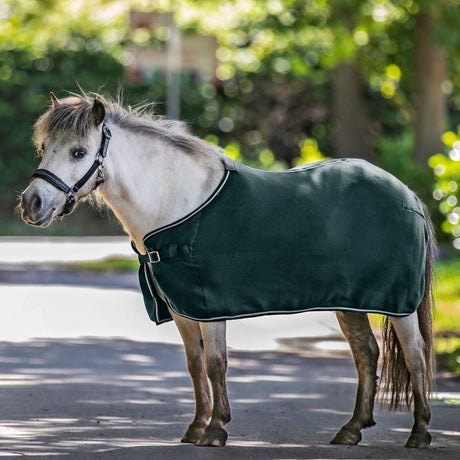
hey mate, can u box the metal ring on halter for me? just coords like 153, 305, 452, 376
31, 123, 112, 217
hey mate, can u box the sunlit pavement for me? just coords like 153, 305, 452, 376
0, 237, 459, 458
0, 236, 134, 264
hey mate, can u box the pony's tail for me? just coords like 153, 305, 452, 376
380, 205, 435, 410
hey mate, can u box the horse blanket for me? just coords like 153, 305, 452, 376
133, 158, 429, 325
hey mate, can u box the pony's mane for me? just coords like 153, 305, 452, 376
33, 92, 221, 159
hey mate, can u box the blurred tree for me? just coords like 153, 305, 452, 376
175, 0, 458, 163
413, 3, 448, 165
331, 61, 373, 160
329, 0, 373, 160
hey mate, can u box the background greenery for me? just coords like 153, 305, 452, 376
1, 0, 460, 242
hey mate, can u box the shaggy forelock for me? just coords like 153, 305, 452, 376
33, 92, 219, 158
33, 97, 92, 151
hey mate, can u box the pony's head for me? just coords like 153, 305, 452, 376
21, 93, 109, 227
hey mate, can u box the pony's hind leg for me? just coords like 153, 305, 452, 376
195, 321, 231, 447
390, 313, 431, 448
171, 312, 213, 444
330, 311, 379, 445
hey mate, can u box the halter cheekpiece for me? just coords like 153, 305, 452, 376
31, 123, 112, 217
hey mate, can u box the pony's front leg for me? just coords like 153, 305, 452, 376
171, 312, 213, 444
195, 321, 231, 447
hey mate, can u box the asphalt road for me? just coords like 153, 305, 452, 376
0, 262, 459, 458
0, 339, 459, 459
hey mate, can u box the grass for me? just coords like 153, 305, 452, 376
436, 338, 460, 376
433, 258, 460, 376
70, 257, 138, 272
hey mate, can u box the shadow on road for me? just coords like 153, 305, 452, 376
0, 339, 458, 459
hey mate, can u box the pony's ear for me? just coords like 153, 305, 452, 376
50, 91, 60, 108
91, 99, 106, 126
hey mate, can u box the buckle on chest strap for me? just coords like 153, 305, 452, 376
148, 251, 161, 264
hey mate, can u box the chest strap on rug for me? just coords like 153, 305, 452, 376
138, 244, 190, 264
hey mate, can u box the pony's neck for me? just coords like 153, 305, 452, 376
97, 124, 224, 253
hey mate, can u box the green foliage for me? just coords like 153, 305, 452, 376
0, 0, 127, 57
429, 130, 460, 248
1, 0, 460, 237
436, 341, 460, 378
435, 257, 460, 303
178, 0, 460, 126
294, 138, 328, 166
376, 130, 434, 203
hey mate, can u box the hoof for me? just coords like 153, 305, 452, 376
330, 426, 362, 446
181, 424, 206, 444
195, 426, 228, 447
405, 431, 431, 448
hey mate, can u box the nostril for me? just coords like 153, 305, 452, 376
30, 193, 42, 213
21, 188, 50, 224
22, 193, 42, 214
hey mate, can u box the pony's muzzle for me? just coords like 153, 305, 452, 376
21, 184, 57, 227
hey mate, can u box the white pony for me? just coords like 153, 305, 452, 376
21, 93, 434, 448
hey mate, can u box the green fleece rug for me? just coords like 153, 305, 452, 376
133, 158, 429, 325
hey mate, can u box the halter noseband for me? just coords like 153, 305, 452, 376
32, 123, 112, 217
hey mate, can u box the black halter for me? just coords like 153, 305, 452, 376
32, 123, 112, 217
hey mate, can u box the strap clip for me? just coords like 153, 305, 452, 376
148, 251, 161, 264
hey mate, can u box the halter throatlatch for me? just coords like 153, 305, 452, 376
31, 123, 112, 217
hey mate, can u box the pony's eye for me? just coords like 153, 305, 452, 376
72, 149, 87, 159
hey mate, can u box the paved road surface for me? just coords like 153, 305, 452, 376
0, 338, 459, 459
0, 237, 458, 458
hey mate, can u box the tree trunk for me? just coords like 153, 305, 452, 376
331, 61, 373, 161
413, 11, 447, 165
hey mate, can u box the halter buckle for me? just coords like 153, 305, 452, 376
102, 124, 112, 139
95, 167, 105, 188
148, 251, 161, 264
61, 193, 76, 217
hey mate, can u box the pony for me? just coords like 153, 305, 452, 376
20, 93, 434, 448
